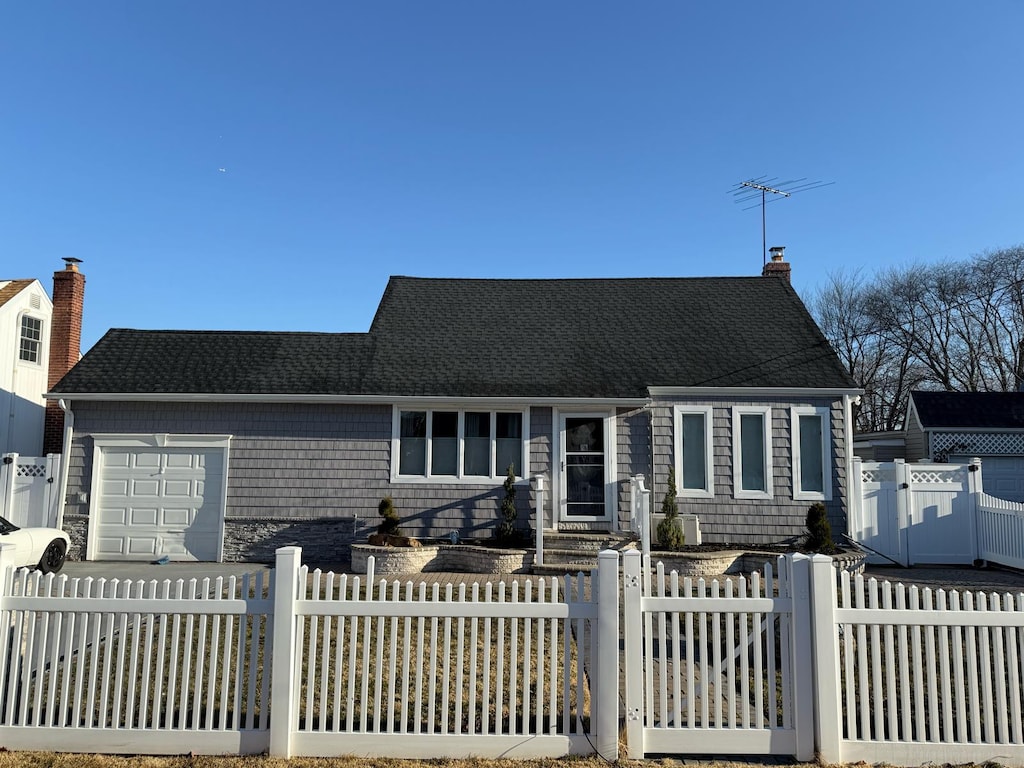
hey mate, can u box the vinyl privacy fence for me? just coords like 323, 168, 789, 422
0, 543, 1022, 766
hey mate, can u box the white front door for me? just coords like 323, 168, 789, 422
557, 412, 614, 524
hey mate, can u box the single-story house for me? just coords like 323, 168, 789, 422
904, 389, 1024, 502
49, 253, 860, 562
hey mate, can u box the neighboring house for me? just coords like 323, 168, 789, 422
904, 389, 1024, 502
0, 278, 52, 455
49, 253, 860, 562
852, 430, 906, 462
0, 260, 86, 458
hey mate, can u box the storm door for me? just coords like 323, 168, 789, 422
558, 413, 611, 522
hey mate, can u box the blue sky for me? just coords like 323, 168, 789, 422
3, 1, 1022, 351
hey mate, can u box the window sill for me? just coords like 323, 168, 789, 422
733, 490, 773, 501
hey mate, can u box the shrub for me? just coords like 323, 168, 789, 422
495, 464, 518, 544
377, 495, 400, 536
804, 501, 837, 554
656, 468, 686, 551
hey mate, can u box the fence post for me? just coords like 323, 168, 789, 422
789, 554, 814, 762
968, 457, 982, 563
594, 549, 619, 762
1, 454, 17, 524
894, 459, 910, 566
531, 474, 546, 566
269, 546, 302, 758
622, 549, 644, 758
810, 554, 843, 764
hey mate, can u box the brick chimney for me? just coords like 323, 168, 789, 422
43, 259, 85, 454
762, 245, 791, 283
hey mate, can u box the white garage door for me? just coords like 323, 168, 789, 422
951, 455, 1024, 503
91, 436, 230, 561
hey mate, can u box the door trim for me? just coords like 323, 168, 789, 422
554, 410, 617, 526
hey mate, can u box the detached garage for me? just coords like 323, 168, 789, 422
905, 390, 1024, 503
88, 435, 231, 561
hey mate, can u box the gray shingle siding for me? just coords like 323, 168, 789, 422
66, 401, 548, 545
648, 395, 848, 545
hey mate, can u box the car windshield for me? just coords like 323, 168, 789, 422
0, 516, 20, 534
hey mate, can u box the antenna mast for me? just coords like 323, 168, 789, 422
730, 176, 835, 265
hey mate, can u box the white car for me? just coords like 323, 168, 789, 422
0, 516, 69, 573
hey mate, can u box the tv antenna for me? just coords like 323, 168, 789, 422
729, 176, 834, 265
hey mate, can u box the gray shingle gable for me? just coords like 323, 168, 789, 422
52, 275, 856, 397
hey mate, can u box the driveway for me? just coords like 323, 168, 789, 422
863, 563, 1024, 595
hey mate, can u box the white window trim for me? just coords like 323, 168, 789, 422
791, 406, 833, 501
673, 405, 714, 499
17, 313, 44, 365
732, 405, 774, 500
390, 406, 530, 484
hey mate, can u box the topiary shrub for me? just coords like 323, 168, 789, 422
495, 463, 518, 545
377, 495, 400, 536
656, 468, 686, 551
804, 501, 837, 554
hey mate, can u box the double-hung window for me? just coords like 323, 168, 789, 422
673, 405, 714, 498
19, 316, 42, 363
791, 406, 832, 500
732, 406, 773, 499
395, 408, 527, 481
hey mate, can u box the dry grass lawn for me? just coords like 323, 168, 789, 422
0, 756, 822, 768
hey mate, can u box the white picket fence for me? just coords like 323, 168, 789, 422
850, 457, 1024, 569
812, 557, 1024, 766
0, 544, 1022, 766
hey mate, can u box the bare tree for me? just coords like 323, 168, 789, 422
811, 245, 1024, 432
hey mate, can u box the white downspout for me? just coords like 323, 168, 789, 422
57, 398, 73, 531
843, 394, 859, 538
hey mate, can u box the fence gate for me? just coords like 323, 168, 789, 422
850, 459, 980, 566
622, 551, 814, 761
0, 454, 61, 529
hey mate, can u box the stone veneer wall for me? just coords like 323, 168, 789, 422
649, 548, 865, 578
62, 514, 88, 561
351, 544, 532, 575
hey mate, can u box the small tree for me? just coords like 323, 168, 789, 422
495, 463, 518, 544
377, 495, 400, 536
656, 468, 686, 551
804, 501, 837, 554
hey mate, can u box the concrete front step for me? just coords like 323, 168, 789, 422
532, 532, 638, 574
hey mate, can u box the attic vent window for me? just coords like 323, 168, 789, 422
19, 316, 43, 363
30, 293, 41, 309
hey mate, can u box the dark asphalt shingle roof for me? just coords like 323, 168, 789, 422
911, 390, 1024, 430
52, 275, 856, 397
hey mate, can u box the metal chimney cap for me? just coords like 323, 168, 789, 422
768, 246, 786, 261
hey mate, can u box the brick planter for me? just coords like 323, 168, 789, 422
351, 543, 532, 575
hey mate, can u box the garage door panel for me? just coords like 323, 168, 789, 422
128, 507, 159, 526
132, 452, 161, 470
101, 479, 130, 496
126, 536, 158, 555
130, 479, 161, 496
162, 479, 195, 498
98, 507, 128, 525
103, 451, 132, 468
161, 507, 194, 526
95, 537, 126, 556
93, 443, 225, 562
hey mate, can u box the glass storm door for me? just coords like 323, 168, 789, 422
560, 414, 608, 520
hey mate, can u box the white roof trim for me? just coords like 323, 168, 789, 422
46, 391, 650, 408
648, 386, 862, 397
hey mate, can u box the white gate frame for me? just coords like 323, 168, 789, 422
0, 453, 61, 528
622, 550, 815, 760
